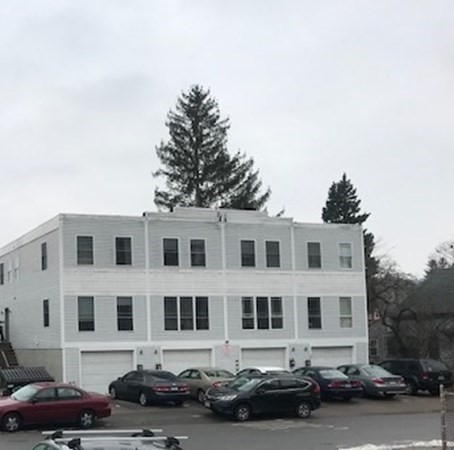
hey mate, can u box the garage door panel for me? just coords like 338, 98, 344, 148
311, 347, 353, 367
162, 350, 211, 375
241, 348, 286, 369
81, 351, 134, 394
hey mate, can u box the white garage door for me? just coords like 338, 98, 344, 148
162, 349, 212, 376
311, 346, 353, 367
241, 348, 287, 369
81, 351, 134, 394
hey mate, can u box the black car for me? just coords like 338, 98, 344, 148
204, 375, 321, 421
379, 359, 453, 395
293, 366, 363, 400
337, 364, 407, 397
108, 370, 190, 406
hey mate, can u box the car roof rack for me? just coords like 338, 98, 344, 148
43, 429, 187, 449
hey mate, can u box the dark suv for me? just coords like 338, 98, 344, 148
379, 359, 452, 395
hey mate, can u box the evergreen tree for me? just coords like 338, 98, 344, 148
153, 85, 270, 210
322, 173, 379, 310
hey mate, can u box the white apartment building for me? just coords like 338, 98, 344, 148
0, 207, 368, 393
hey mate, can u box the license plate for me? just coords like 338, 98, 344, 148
171, 387, 178, 391
204, 401, 210, 408
344, 384, 351, 388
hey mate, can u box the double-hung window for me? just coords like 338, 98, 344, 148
190, 239, 206, 267
0, 263, 3, 285
117, 296, 133, 331
241, 297, 283, 330
163, 238, 179, 266
78, 296, 94, 331
339, 243, 352, 269
43, 299, 49, 327
307, 297, 322, 329
265, 241, 280, 268
241, 240, 256, 267
164, 296, 209, 331
116, 237, 132, 265
41, 242, 47, 270
77, 236, 94, 265
307, 242, 321, 268
339, 297, 353, 328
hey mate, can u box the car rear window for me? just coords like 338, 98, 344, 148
363, 365, 394, 377
422, 360, 448, 372
204, 369, 234, 378
319, 369, 348, 379
149, 371, 178, 381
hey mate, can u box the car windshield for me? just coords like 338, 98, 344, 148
422, 360, 448, 372
204, 369, 234, 378
363, 365, 393, 377
229, 377, 263, 392
319, 369, 348, 379
11, 384, 40, 401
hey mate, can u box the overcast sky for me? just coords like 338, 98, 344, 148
1, 1, 453, 277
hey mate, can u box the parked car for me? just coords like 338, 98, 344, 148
293, 366, 363, 400
0, 382, 111, 432
204, 374, 321, 421
379, 358, 453, 395
337, 364, 407, 397
237, 366, 291, 377
31, 428, 185, 450
108, 370, 190, 406
178, 367, 235, 402
0, 366, 54, 396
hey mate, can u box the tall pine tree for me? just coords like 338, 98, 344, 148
153, 85, 270, 210
322, 173, 379, 310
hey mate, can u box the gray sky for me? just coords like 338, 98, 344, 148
1, 0, 453, 278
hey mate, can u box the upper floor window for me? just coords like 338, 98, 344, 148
0, 263, 3, 285
307, 242, 321, 268
43, 299, 49, 327
241, 240, 255, 267
190, 239, 206, 267
340, 297, 353, 328
339, 243, 352, 269
369, 339, 378, 358
241, 296, 283, 330
163, 238, 179, 266
164, 296, 209, 331
117, 296, 133, 331
77, 236, 93, 265
116, 237, 132, 265
41, 242, 48, 270
78, 296, 94, 331
307, 297, 322, 329
265, 241, 280, 268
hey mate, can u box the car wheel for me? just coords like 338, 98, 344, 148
78, 409, 96, 429
295, 401, 312, 419
109, 386, 117, 399
405, 381, 418, 395
2, 412, 22, 432
234, 403, 251, 422
197, 389, 205, 403
139, 392, 148, 406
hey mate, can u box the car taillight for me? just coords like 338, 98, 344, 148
421, 372, 430, 381
212, 381, 222, 388
312, 382, 320, 394
351, 381, 361, 388
154, 385, 171, 392
372, 377, 384, 385
179, 384, 188, 392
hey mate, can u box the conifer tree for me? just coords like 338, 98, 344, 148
153, 85, 270, 210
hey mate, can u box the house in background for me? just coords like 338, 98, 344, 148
0, 207, 368, 393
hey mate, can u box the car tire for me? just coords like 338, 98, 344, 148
139, 392, 148, 407
429, 387, 440, 396
78, 409, 96, 429
234, 403, 251, 422
405, 381, 418, 395
197, 389, 205, 404
295, 401, 312, 419
109, 386, 117, 399
2, 412, 22, 432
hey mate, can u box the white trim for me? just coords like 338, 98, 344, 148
144, 216, 151, 342
75, 234, 95, 266
240, 238, 257, 268
188, 237, 207, 268
59, 217, 66, 381
290, 224, 298, 339
113, 235, 134, 266
264, 239, 282, 269
162, 237, 180, 267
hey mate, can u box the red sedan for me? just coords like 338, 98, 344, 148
0, 382, 111, 432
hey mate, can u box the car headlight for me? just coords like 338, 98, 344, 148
218, 395, 237, 401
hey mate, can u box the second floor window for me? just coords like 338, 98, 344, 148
307, 242, 321, 268
43, 299, 49, 327
340, 297, 353, 328
241, 240, 256, 267
241, 297, 283, 330
307, 297, 322, 329
164, 296, 209, 331
116, 237, 132, 265
266, 241, 280, 268
77, 236, 93, 265
117, 296, 133, 331
0, 263, 3, 285
163, 238, 179, 266
190, 239, 206, 267
78, 296, 94, 331
339, 243, 352, 269
41, 242, 47, 270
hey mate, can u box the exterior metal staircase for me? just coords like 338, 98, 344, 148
0, 342, 19, 369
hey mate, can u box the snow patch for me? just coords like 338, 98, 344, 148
340, 440, 453, 450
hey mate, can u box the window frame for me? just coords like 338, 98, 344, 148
163, 238, 179, 266
78, 296, 95, 331
339, 296, 353, 328
117, 296, 134, 331
307, 297, 322, 330
307, 242, 322, 269
115, 237, 132, 266
265, 240, 281, 268
240, 240, 256, 267
339, 242, 353, 269
240, 296, 283, 330
164, 296, 210, 331
369, 339, 379, 358
43, 299, 49, 327
41, 242, 48, 271
77, 236, 94, 265
190, 239, 206, 267
0, 263, 3, 285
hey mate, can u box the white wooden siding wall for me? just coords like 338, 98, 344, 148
0, 229, 62, 349
64, 347, 80, 385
